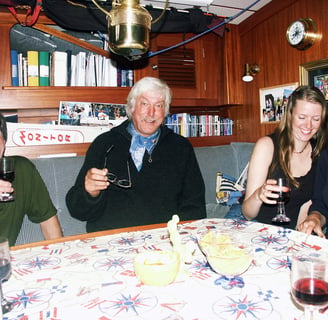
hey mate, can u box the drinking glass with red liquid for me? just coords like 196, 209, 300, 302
272, 177, 291, 224
291, 251, 328, 320
0, 157, 15, 202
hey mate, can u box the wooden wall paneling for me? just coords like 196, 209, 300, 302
0, 24, 13, 88
294, 0, 327, 63
238, 0, 328, 141
239, 0, 300, 36
158, 33, 202, 99
134, 33, 158, 80
225, 25, 261, 142
17, 108, 59, 123
0, 87, 131, 109
222, 25, 242, 105
218, 24, 257, 143
136, 32, 224, 107
198, 32, 220, 101
188, 135, 233, 147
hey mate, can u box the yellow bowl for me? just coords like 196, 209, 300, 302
198, 230, 235, 255
206, 243, 253, 276
134, 250, 180, 286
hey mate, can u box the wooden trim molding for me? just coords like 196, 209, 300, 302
239, 0, 299, 36
5, 143, 90, 158
11, 220, 194, 250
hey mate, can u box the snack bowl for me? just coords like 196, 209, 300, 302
205, 242, 253, 277
198, 230, 236, 255
134, 250, 180, 286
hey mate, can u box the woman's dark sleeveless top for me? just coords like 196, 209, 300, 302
257, 133, 317, 229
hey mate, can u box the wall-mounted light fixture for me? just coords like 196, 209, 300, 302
242, 63, 260, 82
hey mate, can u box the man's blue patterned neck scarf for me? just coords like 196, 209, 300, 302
128, 122, 160, 171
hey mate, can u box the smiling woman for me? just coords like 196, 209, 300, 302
241, 85, 328, 232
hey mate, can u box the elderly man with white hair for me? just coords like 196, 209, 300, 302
66, 77, 206, 232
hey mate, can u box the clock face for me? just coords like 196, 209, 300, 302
287, 21, 305, 45
286, 18, 318, 50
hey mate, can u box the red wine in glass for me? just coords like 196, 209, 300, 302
292, 278, 328, 306
277, 188, 290, 203
291, 251, 328, 320
0, 158, 15, 202
0, 171, 15, 183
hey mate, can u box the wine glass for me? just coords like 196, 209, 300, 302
0, 157, 15, 202
272, 177, 291, 224
291, 251, 328, 320
0, 237, 13, 315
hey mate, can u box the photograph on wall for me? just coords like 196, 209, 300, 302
59, 101, 127, 127
259, 83, 298, 123
312, 72, 328, 99
299, 58, 328, 101
299, 59, 328, 101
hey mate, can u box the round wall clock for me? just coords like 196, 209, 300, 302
286, 18, 318, 50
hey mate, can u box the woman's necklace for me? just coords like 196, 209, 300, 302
293, 142, 309, 154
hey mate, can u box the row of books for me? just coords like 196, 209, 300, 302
165, 113, 234, 137
10, 50, 134, 87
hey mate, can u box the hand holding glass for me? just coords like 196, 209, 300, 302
0, 158, 15, 202
272, 177, 290, 223
0, 237, 13, 315
291, 251, 328, 320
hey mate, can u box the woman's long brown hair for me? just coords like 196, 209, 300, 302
268, 86, 327, 188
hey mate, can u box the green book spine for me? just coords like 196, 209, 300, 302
39, 51, 50, 86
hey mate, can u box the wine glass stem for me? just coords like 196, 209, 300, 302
304, 307, 319, 320
0, 283, 3, 319
277, 202, 286, 216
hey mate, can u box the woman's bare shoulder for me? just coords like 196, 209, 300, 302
253, 136, 274, 153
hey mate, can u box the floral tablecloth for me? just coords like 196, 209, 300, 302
3, 218, 328, 320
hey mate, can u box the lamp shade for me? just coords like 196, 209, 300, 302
108, 0, 152, 58
242, 74, 253, 82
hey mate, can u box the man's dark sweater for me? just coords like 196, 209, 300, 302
66, 120, 206, 232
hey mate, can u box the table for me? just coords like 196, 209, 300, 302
4, 218, 328, 320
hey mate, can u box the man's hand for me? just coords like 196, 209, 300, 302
0, 179, 14, 195
85, 168, 109, 198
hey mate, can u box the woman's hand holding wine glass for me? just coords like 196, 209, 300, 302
291, 251, 328, 320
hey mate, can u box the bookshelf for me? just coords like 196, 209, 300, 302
0, 8, 238, 158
